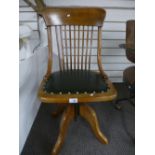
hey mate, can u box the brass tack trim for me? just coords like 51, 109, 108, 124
90, 93, 94, 96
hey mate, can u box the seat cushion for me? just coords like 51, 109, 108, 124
43, 70, 108, 94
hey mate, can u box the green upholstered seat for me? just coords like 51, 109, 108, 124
43, 70, 108, 94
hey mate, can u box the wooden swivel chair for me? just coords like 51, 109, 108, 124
38, 7, 117, 155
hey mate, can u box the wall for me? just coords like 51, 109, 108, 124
19, 0, 135, 82
19, 30, 48, 153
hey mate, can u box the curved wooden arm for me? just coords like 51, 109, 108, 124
97, 26, 108, 80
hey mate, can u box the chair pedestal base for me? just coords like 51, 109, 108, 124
51, 105, 108, 155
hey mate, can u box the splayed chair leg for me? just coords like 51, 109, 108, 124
80, 105, 108, 144
51, 105, 74, 155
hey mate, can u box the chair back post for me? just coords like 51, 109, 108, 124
46, 26, 53, 78
97, 26, 108, 79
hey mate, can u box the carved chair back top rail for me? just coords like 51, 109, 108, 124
39, 7, 106, 26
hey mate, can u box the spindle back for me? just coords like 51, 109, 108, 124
39, 7, 106, 75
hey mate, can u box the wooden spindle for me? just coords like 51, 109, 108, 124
88, 26, 94, 70
85, 26, 89, 70
74, 26, 76, 69
81, 26, 85, 70
69, 26, 72, 70
60, 26, 65, 70
64, 26, 69, 70
77, 26, 80, 70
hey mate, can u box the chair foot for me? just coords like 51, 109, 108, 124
51, 105, 74, 155
80, 105, 108, 144
113, 99, 122, 110
114, 97, 135, 110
